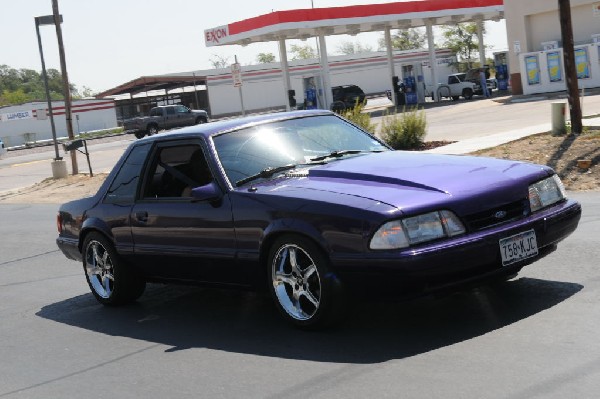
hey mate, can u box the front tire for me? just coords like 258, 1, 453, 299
195, 116, 207, 124
147, 124, 159, 136
82, 232, 145, 306
462, 88, 474, 100
268, 235, 344, 329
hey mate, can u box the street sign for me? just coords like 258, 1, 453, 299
231, 62, 243, 87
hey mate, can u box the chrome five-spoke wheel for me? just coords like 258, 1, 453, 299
272, 243, 321, 321
268, 235, 344, 329
85, 239, 114, 299
82, 232, 145, 306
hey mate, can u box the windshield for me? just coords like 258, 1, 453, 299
212, 114, 388, 186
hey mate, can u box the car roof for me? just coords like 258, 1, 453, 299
136, 109, 334, 142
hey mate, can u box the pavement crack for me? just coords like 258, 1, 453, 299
0, 250, 61, 267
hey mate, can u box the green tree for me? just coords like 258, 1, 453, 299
441, 23, 482, 70
0, 89, 29, 106
336, 41, 373, 55
256, 52, 276, 63
289, 44, 318, 60
378, 28, 427, 51
0, 64, 85, 106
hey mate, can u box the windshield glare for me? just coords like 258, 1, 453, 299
212, 115, 388, 186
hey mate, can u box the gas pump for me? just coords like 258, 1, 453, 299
303, 76, 324, 109
494, 51, 510, 91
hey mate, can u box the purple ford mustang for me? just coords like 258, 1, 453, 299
56, 110, 581, 329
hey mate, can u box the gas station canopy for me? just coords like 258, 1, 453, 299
204, 0, 503, 47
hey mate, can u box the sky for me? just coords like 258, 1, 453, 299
1, 0, 507, 93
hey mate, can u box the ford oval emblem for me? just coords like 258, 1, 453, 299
494, 210, 508, 219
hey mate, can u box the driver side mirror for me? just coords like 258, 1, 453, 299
191, 181, 221, 202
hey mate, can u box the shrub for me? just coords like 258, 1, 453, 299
380, 106, 427, 150
336, 101, 375, 133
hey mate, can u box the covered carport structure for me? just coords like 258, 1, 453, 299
204, 0, 503, 107
96, 75, 209, 119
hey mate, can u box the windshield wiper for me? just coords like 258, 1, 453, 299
309, 149, 382, 162
235, 164, 298, 187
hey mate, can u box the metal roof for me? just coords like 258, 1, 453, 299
96, 75, 207, 98
205, 0, 504, 47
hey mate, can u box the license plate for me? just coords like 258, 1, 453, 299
499, 230, 538, 266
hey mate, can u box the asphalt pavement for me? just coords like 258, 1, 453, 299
0, 192, 599, 398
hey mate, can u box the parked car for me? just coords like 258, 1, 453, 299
331, 85, 366, 111
0, 138, 6, 158
123, 105, 209, 139
56, 110, 581, 329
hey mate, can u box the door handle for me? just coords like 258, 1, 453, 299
135, 211, 148, 223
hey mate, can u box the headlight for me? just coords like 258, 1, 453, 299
528, 175, 566, 212
370, 210, 466, 250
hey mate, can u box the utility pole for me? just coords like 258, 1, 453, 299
558, 0, 582, 134
52, 0, 78, 174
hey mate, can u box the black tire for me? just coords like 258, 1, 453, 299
451, 96, 460, 101
195, 116, 207, 124
268, 234, 344, 329
134, 131, 146, 139
462, 88, 474, 100
82, 232, 145, 306
147, 124, 159, 136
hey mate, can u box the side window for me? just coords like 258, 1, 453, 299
150, 108, 161, 117
142, 143, 213, 199
104, 143, 151, 204
175, 105, 188, 114
449, 76, 459, 84
166, 107, 176, 116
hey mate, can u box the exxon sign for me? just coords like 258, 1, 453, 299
204, 26, 229, 47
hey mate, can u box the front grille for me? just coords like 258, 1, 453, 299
463, 199, 528, 232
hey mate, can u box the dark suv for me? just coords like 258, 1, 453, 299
331, 85, 366, 111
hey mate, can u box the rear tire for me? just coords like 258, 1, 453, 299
268, 234, 345, 330
82, 232, 145, 306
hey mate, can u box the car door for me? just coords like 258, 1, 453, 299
174, 105, 194, 127
130, 139, 241, 285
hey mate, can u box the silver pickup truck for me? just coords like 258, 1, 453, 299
123, 105, 209, 139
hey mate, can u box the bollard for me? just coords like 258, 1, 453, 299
551, 102, 566, 136
51, 159, 68, 179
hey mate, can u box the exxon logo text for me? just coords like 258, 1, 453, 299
205, 26, 228, 46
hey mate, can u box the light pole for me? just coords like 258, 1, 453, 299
35, 14, 67, 178
34, 15, 61, 161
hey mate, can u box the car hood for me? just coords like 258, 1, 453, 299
256, 151, 552, 216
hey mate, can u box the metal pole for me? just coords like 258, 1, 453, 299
235, 55, 246, 116
35, 18, 61, 161
558, 0, 582, 134
52, 0, 78, 174
192, 72, 200, 109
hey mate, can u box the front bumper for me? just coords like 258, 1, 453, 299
333, 199, 582, 298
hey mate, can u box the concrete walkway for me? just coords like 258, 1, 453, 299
425, 116, 600, 155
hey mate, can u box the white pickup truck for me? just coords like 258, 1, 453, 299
430, 73, 477, 100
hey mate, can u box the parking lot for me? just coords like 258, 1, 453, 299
1, 93, 600, 398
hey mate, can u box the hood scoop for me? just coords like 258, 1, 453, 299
308, 169, 447, 194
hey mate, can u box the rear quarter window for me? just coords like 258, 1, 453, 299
104, 143, 151, 204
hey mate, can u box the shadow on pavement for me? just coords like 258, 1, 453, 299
37, 277, 582, 364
